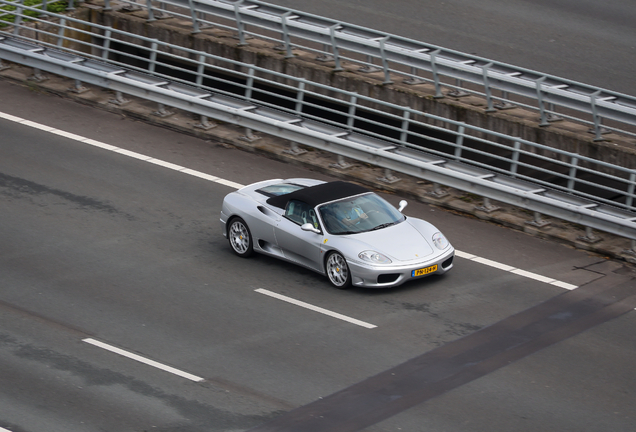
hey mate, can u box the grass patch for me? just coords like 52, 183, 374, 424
1, 0, 68, 27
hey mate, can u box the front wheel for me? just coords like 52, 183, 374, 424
228, 217, 253, 257
325, 251, 351, 289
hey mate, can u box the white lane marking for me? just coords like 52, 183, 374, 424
471, 256, 516, 272
82, 338, 205, 382
1, 111, 580, 290
0, 427, 13, 432
455, 250, 578, 290
0, 111, 245, 190
255, 288, 377, 329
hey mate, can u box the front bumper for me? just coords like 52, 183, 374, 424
347, 247, 455, 288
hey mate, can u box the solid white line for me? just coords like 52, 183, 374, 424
0, 111, 245, 190
82, 338, 205, 382
549, 280, 578, 290
471, 256, 516, 272
456, 249, 578, 290
511, 268, 555, 284
0, 427, 13, 432
255, 288, 377, 329
1, 111, 580, 290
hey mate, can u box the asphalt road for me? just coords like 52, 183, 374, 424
1, 79, 635, 431
263, 0, 636, 95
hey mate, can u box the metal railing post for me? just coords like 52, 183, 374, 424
194, 115, 216, 130
378, 169, 401, 184
589, 91, 609, 141
245, 66, 255, 101
240, 128, 261, 142
295, 81, 305, 115
56, 18, 66, 47
101, 28, 112, 60
536, 77, 549, 126
476, 197, 500, 213
283, 141, 307, 155
68, 79, 88, 93
429, 50, 443, 98
400, 109, 410, 144
188, 0, 201, 34
379, 36, 393, 85
13, 0, 24, 35
148, 40, 158, 73
329, 25, 343, 72
579, 226, 601, 243
234, 0, 249, 46
430, 183, 449, 198
347, 94, 357, 131
482, 63, 496, 112
567, 156, 579, 192
280, 11, 294, 59
196, 54, 206, 87
510, 140, 521, 176
146, 0, 156, 22
626, 172, 635, 208
454, 124, 465, 161
109, 91, 130, 106
526, 211, 550, 228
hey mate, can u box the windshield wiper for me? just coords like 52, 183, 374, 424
371, 222, 396, 231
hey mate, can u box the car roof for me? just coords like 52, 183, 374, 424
266, 181, 370, 209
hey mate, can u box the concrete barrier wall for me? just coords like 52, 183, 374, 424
75, 5, 636, 172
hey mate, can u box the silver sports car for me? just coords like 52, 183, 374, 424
220, 178, 454, 288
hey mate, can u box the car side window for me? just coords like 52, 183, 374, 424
284, 200, 319, 229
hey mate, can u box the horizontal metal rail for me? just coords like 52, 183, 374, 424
2, 32, 636, 245
82, 0, 636, 142
2, 4, 635, 213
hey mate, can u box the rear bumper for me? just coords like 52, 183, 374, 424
347, 247, 454, 288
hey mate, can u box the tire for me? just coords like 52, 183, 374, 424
227, 217, 254, 257
325, 251, 351, 289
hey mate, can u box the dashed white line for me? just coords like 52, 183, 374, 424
1, 111, 580, 290
255, 288, 377, 329
82, 338, 205, 382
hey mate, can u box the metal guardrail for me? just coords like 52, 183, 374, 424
87, 0, 636, 142
1, 5, 635, 248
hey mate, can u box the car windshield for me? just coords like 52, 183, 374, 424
318, 193, 405, 235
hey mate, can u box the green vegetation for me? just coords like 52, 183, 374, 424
1, 0, 68, 26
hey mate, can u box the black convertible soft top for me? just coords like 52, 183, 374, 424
266, 181, 370, 209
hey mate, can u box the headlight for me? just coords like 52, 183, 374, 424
358, 250, 392, 264
432, 232, 449, 250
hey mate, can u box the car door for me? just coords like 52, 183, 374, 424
246, 202, 282, 256
274, 200, 325, 272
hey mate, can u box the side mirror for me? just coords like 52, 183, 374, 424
398, 200, 408, 213
301, 223, 321, 234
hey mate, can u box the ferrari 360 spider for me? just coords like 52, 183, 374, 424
220, 178, 454, 288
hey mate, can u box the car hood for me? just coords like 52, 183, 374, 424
347, 219, 435, 262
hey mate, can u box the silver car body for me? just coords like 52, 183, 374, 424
220, 178, 454, 288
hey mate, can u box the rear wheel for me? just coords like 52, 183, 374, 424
325, 251, 351, 289
228, 217, 253, 257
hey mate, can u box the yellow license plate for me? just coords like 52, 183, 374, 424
412, 265, 438, 277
